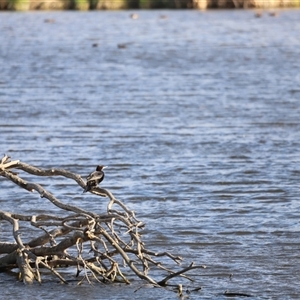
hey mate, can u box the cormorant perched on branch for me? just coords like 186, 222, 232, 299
84, 165, 106, 193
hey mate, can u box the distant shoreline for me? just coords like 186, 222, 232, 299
1, 0, 300, 11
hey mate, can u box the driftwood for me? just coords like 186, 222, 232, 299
0, 155, 205, 292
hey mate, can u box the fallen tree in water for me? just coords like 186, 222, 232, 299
0, 155, 205, 292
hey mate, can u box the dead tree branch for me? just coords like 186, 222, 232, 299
0, 155, 205, 290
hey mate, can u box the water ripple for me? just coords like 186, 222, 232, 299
0, 9, 300, 299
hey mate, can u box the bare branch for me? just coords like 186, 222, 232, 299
0, 156, 204, 290
158, 263, 207, 286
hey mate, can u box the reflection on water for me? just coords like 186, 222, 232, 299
1, 9, 300, 299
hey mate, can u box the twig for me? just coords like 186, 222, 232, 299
158, 263, 207, 286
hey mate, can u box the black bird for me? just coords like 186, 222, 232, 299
84, 165, 106, 193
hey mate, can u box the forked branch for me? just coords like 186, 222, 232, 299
0, 155, 205, 291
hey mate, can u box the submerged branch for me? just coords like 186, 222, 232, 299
0, 155, 206, 290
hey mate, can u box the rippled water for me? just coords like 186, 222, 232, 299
1, 9, 300, 299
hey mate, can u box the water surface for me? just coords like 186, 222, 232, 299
1, 9, 300, 299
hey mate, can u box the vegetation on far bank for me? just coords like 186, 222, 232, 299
1, 0, 300, 11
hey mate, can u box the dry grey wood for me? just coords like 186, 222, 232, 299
0, 155, 205, 290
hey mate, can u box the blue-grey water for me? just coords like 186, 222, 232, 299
1, 9, 300, 299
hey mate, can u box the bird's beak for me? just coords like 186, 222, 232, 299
103, 166, 107, 169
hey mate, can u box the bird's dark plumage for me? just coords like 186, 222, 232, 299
84, 165, 106, 193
